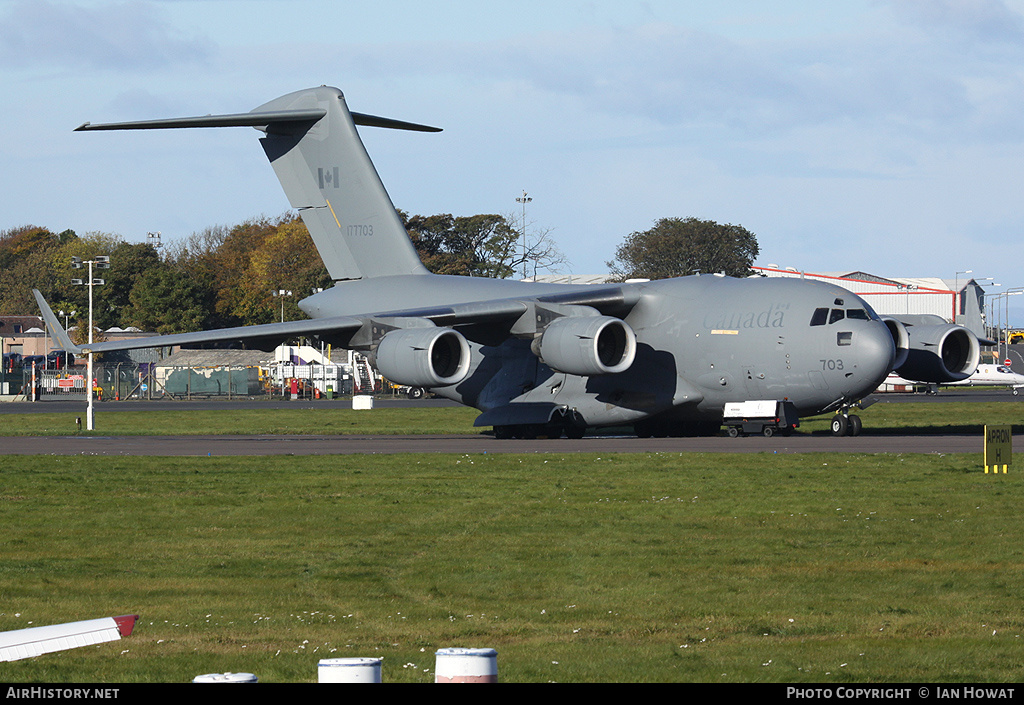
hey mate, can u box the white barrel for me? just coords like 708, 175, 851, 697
318, 657, 382, 683
434, 648, 498, 683
192, 672, 258, 683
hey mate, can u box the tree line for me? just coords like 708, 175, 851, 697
0, 212, 757, 339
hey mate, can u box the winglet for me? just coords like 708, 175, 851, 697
112, 614, 139, 637
32, 289, 81, 353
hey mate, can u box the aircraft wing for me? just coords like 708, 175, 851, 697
34, 284, 639, 355
0, 615, 138, 662
34, 289, 363, 354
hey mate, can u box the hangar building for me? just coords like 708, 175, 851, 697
751, 267, 990, 339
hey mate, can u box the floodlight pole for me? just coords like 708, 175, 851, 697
72, 255, 109, 431
273, 289, 293, 323
516, 190, 532, 280
86, 260, 95, 430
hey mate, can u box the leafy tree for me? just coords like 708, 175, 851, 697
608, 217, 759, 281
0, 226, 72, 315
234, 216, 331, 324
404, 212, 515, 277
403, 211, 567, 279
123, 266, 213, 334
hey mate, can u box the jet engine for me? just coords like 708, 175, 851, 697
879, 316, 910, 371
534, 315, 636, 376
375, 327, 471, 388
894, 322, 980, 383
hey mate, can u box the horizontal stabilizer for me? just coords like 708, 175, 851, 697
75, 109, 440, 133
350, 111, 442, 133
76, 109, 325, 131
0, 615, 138, 662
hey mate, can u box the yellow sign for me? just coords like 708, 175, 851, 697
984, 425, 1013, 474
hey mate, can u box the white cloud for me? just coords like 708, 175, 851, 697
0, 0, 215, 71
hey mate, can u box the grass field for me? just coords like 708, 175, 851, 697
0, 403, 1022, 682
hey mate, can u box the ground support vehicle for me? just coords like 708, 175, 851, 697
722, 400, 800, 438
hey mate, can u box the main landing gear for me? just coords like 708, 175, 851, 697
493, 409, 587, 440
830, 410, 863, 437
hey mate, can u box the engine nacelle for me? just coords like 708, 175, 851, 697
534, 315, 636, 376
375, 327, 471, 388
879, 316, 910, 371
895, 322, 980, 383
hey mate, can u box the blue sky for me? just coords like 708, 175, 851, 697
4, 0, 1024, 322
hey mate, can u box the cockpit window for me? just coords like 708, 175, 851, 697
846, 308, 869, 320
829, 308, 845, 324
810, 308, 828, 326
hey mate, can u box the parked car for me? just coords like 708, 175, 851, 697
47, 350, 76, 367
21, 355, 47, 368
2, 352, 22, 371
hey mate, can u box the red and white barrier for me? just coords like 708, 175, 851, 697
434, 648, 498, 683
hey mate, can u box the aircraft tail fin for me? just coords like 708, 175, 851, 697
76, 86, 437, 281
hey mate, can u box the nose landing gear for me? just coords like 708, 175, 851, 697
831, 410, 863, 436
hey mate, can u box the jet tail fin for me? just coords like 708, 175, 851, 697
76, 86, 439, 281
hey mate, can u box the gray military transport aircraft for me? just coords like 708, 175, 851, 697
34, 86, 985, 439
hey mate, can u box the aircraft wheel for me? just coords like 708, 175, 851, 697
544, 422, 565, 439
727, 427, 740, 438
634, 420, 654, 438
565, 424, 586, 439
830, 415, 848, 437
493, 425, 513, 440
406, 386, 425, 400
762, 426, 775, 438
848, 415, 863, 437
517, 424, 541, 440
1014, 389, 1020, 396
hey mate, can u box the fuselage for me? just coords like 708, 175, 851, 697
301, 273, 896, 428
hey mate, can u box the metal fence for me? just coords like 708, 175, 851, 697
10, 361, 391, 402
18, 363, 270, 401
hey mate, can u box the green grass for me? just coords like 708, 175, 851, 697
1, 451, 1023, 682
1, 399, 1023, 437
0, 406, 481, 436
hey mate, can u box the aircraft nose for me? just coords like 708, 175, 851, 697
855, 321, 897, 391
